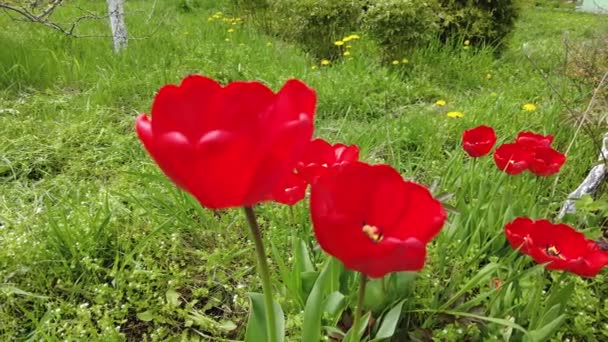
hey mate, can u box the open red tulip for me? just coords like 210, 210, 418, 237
462, 125, 497, 157
296, 138, 359, 184
136, 75, 316, 209
515, 131, 554, 149
493, 143, 534, 175
505, 217, 608, 277
529, 147, 566, 176
310, 162, 446, 278
270, 172, 307, 206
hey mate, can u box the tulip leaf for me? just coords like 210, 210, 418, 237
364, 278, 388, 312
544, 279, 574, 314
245, 292, 285, 342
323, 291, 347, 322
302, 258, 335, 342
440, 262, 499, 310
342, 312, 371, 342
416, 309, 529, 336
526, 314, 567, 342
296, 239, 315, 273
301, 271, 320, 300
370, 299, 405, 341
270, 241, 304, 308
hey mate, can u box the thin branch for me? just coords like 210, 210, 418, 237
0, 1, 152, 40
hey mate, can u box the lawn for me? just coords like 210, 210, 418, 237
1, 0, 608, 340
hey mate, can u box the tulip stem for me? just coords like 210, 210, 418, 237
353, 273, 368, 336
243, 206, 278, 342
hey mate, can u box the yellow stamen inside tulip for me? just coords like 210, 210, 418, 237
362, 224, 383, 243
546, 245, 565, 260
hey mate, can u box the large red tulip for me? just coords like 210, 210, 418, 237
296, 138, 360, 184
270, 172, 307, 206
529, 147, 566, 176
493, 143, 534, 175
462, 125, 497, 157
136, 75, 316, 209
515, 131, 554, 149
505, 217, 608, 277
310, 162, 446, 278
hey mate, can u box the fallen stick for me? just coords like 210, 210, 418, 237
557, 133, 608, 219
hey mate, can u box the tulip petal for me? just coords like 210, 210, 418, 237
154, 132, 196, 190
207, 81, 275, 132
194, 130, 260, 208
246, 114, 314, 205
271, 79, 317, 125
151, 75, 221, 141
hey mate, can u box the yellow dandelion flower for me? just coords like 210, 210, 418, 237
392, 60, 400, 65
343, 51, 351, 56
435, 99, 447, 107
447, 111, 464, 118
227, 28, 235, 33
486, 73, 492, 80
346, 45, 353, 49
343, 36, 353, 42
334, 40, 345, 46
522, 103, 537, 112
320, 59, 331, 66
401, 58, 409, 64
464, 39, 470, 46
349, 34, 361, 40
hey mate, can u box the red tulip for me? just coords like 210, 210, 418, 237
270, 172, 307, 206
462, 125, 497, 157
296, 138, 360, 183
136, 75, 316, 209
529, 147, 566, 176
515, 131, 554, 149
310, 162, 446, 278
505, 217, 608, 277
493, 143, 534, 175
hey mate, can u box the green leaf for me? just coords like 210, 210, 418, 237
417, 309, 529, 336
303, 258, 335, 342
364, 278, 388, 312
440, 263, 499, 310
343, 312, 371, 342
526, 314, 567, 342
165, 288, 180, 307
245, 292, 285, 342
324, 291, 346, 321
296, 239, 315, 273
271, 241, 304, 308
1, 284, 49, 299
545, 279, 574, 313
301, 271, 320, 300
370, 300, 405, 341
137, 310, 154, 322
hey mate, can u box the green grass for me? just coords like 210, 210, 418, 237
2, 0, 608, 340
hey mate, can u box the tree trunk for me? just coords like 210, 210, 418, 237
107, 0, 128, 52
